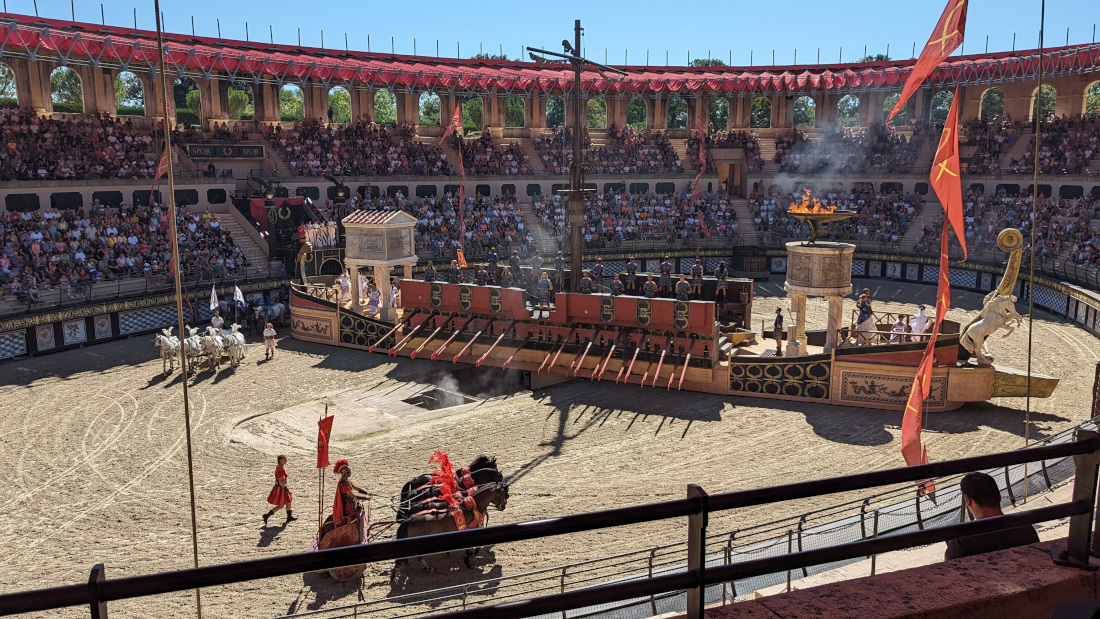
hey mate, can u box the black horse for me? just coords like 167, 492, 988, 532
398, 456, 497, 507
398, 467, 504, 521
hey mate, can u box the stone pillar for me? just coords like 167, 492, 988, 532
403, 263, 413, 281
788, 292, 807, 356
375, 265, 394, 321
349, 265, 360, 308
252, 82, 280, 123
825, 295, 844, 352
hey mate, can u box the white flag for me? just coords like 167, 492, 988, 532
210, 285, 218, 311
233, 285, 245, 304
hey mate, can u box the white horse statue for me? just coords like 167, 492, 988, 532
154, 327, 180, 374
960, 293, 1024, 366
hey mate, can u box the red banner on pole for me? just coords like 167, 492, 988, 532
316, 416, 334, 469
888, 0, 968, 121
929, 87, 967, 259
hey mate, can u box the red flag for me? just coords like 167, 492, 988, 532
929, 88, 967, 259
155, 146, 170, 179
438, 104, 463, 144
888, 0, 968, 121
900, 220, 950, 487
316, 415, 334, 469
696, 210, 711, 240
456, 249, 467, 270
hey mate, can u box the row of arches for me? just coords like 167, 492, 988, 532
0, 62, 1097, 129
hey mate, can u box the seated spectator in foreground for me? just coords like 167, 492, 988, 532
944, 472, 1039, 560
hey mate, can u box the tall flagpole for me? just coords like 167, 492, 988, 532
153, 3, 203, 616
1024, 0, 1046, 502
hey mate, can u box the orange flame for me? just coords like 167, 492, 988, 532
789, 189, 836, 214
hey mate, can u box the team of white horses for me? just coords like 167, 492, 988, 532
154, 324, 248, 374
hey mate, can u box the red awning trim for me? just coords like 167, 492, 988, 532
2, 13, 1098, 96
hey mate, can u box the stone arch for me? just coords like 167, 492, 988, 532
419, 91, 441, 126
504, 94, 525, 128
328, 86, 350, 124
882, 94, 904, 125
373, 89, 396, 124
0, 63, 18, 108
228, 81, 254, 120
836, 94, 860, 127
793, 95, 816, 128
980, 87, 1004, 121
627, 96, 647, 129
750, 96, 772, 128
546, 95, 565, 128
174, 77, 201, 126
929, 90, 954, 124
667, 95, 688, 129
1087, 81, 1100, 117
50, 66, 84, 114
279, 84, 304, 122
708, 98, 729, 131
461, 95, 483, 132
1031, 84, 1056, 122
114, 70, 144, 115
586, 97, 607, 129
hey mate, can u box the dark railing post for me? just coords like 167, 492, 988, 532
88, 564, 107, 619
1066, 430, 1100, 563
686, 484, 708, 619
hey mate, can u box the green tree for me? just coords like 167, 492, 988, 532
328, 88, 351, 123
793, 96, 815, 128
689, 58, 726, 67
667, 96, 687, 129
280, 86, 303, 121
929, 90, 954, 124
114, 71, 144, 114
50, 67, 83, 113
470, 53, 509, 61
626, 97, 647, 129
1086, 83, 1100, 117
185, 89, 202, 117
749, 97, 771, 128
373, 90, 396, 124
858, 54, 890, 62
708, 98, 728, 131
419, 92, 441, 125
505, 95, 525, 128
173, 77, 198, 109
837, 94, 860, 127
546, 96, 564, 128
586, 98, 606, 129
883, 94, 905, 125
227, 82, 254, 120
1032, 84, 1057, 121
461, 97, 482, 132
0, 63, 16, 107
980, 87, 1004, 121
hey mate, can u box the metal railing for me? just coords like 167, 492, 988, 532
2, 433, 1098, 619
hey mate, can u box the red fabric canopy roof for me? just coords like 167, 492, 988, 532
2, 13, 1097, 95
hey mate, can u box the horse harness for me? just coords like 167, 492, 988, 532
450, 493, 485, 531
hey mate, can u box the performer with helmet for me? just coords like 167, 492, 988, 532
332, 459, 370, 527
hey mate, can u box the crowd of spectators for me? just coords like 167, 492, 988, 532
533, 190, 738, 248
772, 122, 935, 175
532, 128, 584, 174
450, 132, 532, 175
688, 130, 763, 173
748, 188, 923, 245
1, 202, 248, 303
962, 118, 1020, 175
344, 191, 529, 257
0, 108, 160, 181
1012, 116, 1100, 175
584, 125, 682, 175
270, 120, 454, 177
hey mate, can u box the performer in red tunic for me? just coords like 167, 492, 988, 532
332, 459, 370, 527
263, 455, 296, 525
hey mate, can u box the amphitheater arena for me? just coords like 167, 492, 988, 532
1, 12, 1100, 619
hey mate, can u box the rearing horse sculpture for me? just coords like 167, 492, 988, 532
960, 229, 1024, 365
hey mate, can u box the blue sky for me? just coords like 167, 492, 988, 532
8, 0, 1100, 67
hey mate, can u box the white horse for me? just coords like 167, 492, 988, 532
960, 294, 1024, 366
153, 327, 180, 374
180, 326, 204, 368
254, 302, 288, 328
224, 324, 247, 368
202, 327, 227, 371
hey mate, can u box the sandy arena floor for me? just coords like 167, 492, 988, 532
1, 280, 1096, 618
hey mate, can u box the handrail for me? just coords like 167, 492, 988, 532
1, 434, 1096, 617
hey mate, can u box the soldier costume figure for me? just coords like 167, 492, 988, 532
424, 261, 437, 282
579, 271, 594, 293
554, 251, 565, 289
658, 257, 673, 296
642, 274, 658, 299
690, 259, 704, 298
675, 274, 691, 301
714, 261, 728, 302
625, 257, 638, 292
591, 258, 605, 293
609, 273, 624, 296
